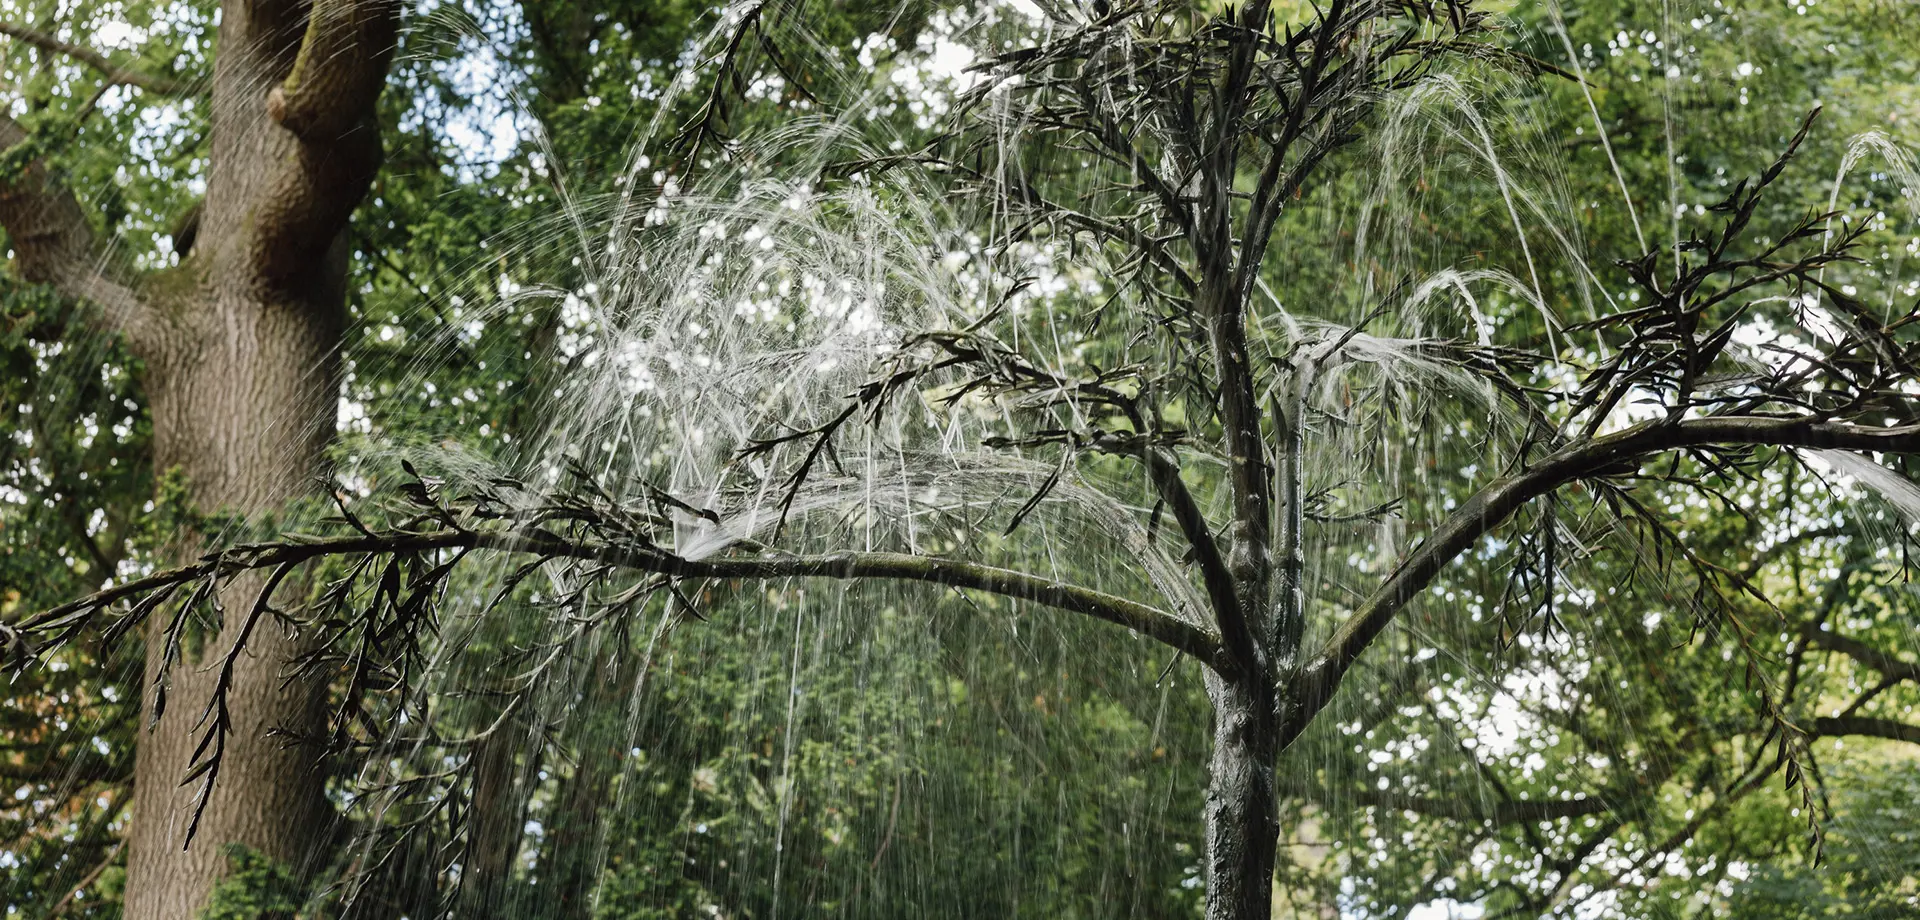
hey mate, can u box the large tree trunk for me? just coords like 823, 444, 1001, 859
2, 1, 397, 916
123, 273, 348, 916
1204, 673, 1279, 920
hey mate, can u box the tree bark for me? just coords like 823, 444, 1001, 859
124, 268, 348, 919
1204, 673, 1279, 920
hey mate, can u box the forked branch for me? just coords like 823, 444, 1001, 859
253, 0, 401, 280
266, 0, 402, 142
1284, 418, 1920, 744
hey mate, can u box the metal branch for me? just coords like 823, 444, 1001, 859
1283, 418, 1920, 747
1127, 440, 1243, 662
18, 525, 1227, 672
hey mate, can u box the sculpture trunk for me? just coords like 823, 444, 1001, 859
1205, 673, 1280, 920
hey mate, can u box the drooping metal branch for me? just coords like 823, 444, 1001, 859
1282, 417, 1920, 747
16, 522, 1223, 672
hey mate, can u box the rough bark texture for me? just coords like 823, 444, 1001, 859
125, 261, 349, 919
1, 1, 397, 916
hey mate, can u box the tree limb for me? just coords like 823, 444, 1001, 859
1806, 630, 1920, 685
0, 115, 154, 344
44, 839, 124, 920
1290, 780, 1611, 823
1121, 439, 1242, 667
0, 753, 131, 786
1283, 417, 1920, 745
266, 0, 400, 142
251, 0, 400, 281
1197, 277, 1272, 673
0, 22, 188, 94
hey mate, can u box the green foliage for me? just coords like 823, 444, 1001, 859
1727, 762, 1920, 918
567, 596, 1212, 919
198, 846, 307, 920
0, 282, 144, 917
